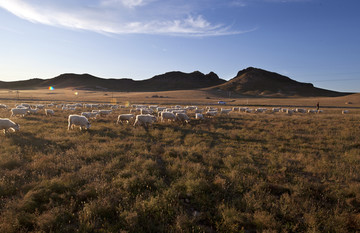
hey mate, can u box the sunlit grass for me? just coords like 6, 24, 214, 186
0, 106, 359, 232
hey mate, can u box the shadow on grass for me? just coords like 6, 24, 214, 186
9, 132, 75, 154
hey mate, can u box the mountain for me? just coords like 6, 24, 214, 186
208, 67, 346, 97
0, 68, 351, 97
0, 71, 225, 92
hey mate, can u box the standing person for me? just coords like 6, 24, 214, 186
316, 102, 320, 110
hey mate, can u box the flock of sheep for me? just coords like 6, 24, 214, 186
0, 102, 353, 134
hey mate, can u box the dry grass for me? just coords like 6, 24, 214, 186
0, 89, 359, 232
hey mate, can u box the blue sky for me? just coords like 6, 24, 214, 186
0, 0, 359, 92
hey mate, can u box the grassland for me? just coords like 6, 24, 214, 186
0, 89, 359, 232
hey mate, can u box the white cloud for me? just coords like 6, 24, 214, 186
100, 0, 154, 8
0, 0, 250, 36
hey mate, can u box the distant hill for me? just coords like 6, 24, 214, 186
208, 67, 347, 97
0, 68, 351, 97
0, 71, 226, 92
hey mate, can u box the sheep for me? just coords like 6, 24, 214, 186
161, 112, 176, 122
286, 109, 294, 115
98, 110, 112, 117
117, 114, 134, 124
232, 107, 239, 111
0, 118, 20, 135
82, 112, 98, 119
27, 108, 39, 114
0, 104, 8, 109
68, 115, 91, 131
10, 108, 28, 117
81, 112, 91, 118
255, 108, 267, 113
35, 104, 45, 109
133, 114, 157, 127
206, 111, 218, 117
220, 108, 232, 114
20, 103, 30, 108
175, 113, 190, 124
342, 110, 349, 114
272, 108, 281, 112
296, 108, 307, 113
307, 109, 317, 114
16, 105, 30, 109
195, 113, 204, 120
140, 108, 153, 115
45, 109, 55, 116
157, 107, 167, 112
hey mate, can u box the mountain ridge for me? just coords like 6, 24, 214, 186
207, 67, 346, 97
0, 67, 351, 97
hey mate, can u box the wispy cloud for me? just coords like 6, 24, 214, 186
0, 0, 251, 36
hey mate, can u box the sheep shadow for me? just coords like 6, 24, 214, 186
9, 132, 59, 154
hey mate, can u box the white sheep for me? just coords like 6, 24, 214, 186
296, 108, 307, 113
272, 108, 281, 112
133, 114, 157, 127
0, 118, 20, 135
68, 115, 91, 131
140, 108, 153, 115
98, 110, 112, 117
220, 108, 232, 114
175, 113, 190, 123
161, 112, 176, 122
117, 114, 134, 124
195, 113, 204, 120
45, 109, 55, 116
342, 110, 349, 114
27, 108, 39, 114
206, 111, 218, 117
0, 104, 8, 109
10, 108, 28, 117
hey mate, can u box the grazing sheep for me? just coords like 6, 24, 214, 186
68, 115, 91, 131
81, 112, 91, 118
133, 114, 157, 127
286, 109, 294, 115
296, 108, 307, 113
342, 110, 349, 114
240, 107, 248, 112
10, 108, 28, 117
98, 110, 112, 117
117, 114, 134, 124
0, 118, 20, 135
175, 113, 190, 123
272, 108, 281, 112
35, 104, 45, 109
161, 112, 176, 122
27, 108, 39, 114
140, 108, 153, 115
45, 109, 55, 116
84, 111, 98, 118
307, 109, 317, 114
220, 108, 232, 114
195, 113, 204, 120
0, 104, 8, 109
206, 111, 218, 117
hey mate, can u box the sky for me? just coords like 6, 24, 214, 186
0, 0, 359, 92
